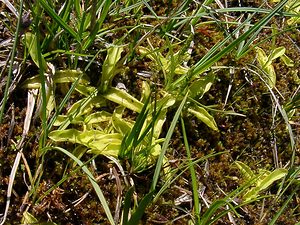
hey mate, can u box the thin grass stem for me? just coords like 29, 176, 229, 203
0, 0, 24, 124
180, 117, 200, 223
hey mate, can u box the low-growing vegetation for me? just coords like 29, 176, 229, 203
0, 0, 299, 224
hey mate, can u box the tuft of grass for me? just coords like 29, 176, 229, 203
0, 0, 24, 124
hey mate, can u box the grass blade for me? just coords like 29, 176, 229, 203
238, 0, 290, 57
82, 0, 112, 50
34, 3, 47, 149
199, 200, 228, 225
125, 191, 154, 225
0, 0, 24, 124
185, 0, 289, 80
122, 186, 134, 224
151, 91, 189, 191
269, 187, 298, 225
39, 0, 80, 42
181, 117, 200, 223
46, 147, 116, 225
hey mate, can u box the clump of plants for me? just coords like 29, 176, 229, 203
0, 0, 299, 224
